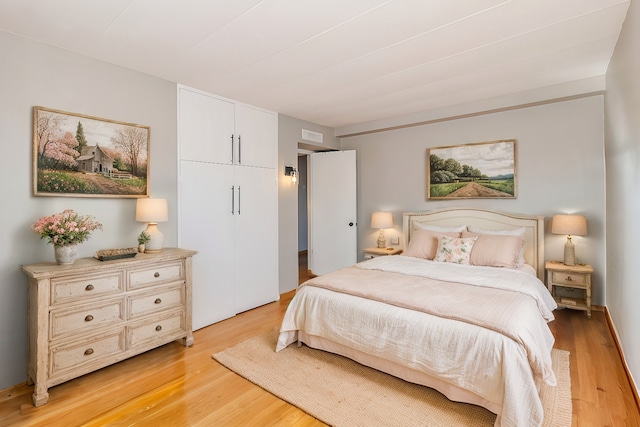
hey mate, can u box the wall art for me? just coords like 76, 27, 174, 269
33, 106, 150, 198
427, 139, 516, 199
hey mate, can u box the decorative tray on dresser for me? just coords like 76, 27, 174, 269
21, 247, 197, 407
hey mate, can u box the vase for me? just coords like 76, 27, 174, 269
138, 244, 146, 253
54, 244, 78, 265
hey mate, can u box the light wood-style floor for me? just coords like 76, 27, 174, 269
1, 256, 638, 426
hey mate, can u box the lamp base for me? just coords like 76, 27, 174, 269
563, 236, 576, 266
144, 223, 164, 253
377, 230, 386, 248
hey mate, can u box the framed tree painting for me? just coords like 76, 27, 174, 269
427, 139, 516, 199
33, 106, 150, 198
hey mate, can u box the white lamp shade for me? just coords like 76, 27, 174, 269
136, 198, 168, 223
551, 214, 587, 236
371, 211, 393, 229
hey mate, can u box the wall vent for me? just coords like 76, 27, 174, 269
302, 129, 323, 143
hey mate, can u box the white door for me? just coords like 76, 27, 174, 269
309, 150, 357, 275
179, 160, 236, 330
234, 166, 279, 313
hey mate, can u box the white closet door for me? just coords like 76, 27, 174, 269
234, 166, 279, 313
180, 160, 236, 329
178, 88, 235, 165
234, 104, 277, 169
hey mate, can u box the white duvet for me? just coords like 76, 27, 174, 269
277, 256, 558, 427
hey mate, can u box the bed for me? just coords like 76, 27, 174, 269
276, 208, 558, 427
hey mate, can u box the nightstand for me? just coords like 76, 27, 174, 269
545, 261, 593, 318
363, 247, 403, 259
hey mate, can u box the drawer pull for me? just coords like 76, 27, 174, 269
154, 272, 160, 278
85, 284, 94, 291
84, 348, 94, 356
566, 276, 573, 282
154, 298, 162, 304
84, 315, 94, 322
155, 325, 162, 332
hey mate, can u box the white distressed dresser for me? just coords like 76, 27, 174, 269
21, 247, 196, 407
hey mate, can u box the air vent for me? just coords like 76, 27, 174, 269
302, 129, 323, 143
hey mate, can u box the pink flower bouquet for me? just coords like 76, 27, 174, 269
32, 209, 102, 246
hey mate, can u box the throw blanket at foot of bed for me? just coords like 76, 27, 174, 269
277, 256, 558, 427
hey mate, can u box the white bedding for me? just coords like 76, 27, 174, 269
277, 256, 558, 427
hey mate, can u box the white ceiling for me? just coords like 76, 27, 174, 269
0, 0, 630, 130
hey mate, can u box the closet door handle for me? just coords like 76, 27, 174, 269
238, 135, 242, 164
230, 134, 234, 164
231, 186, 235, 215
237, 186, 241, 215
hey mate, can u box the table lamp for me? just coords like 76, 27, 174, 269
136, 198, 168, 253
551, 214, 587, 265
371, 211, 393, 248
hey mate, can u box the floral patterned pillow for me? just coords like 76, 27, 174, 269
434, 235, 477, 264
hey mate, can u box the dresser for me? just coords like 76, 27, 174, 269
21, 248, 196, 407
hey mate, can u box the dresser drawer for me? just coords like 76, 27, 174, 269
50, 298, 125, 340
51, 272, 124, 305
551, 271, 586, 287
128, 261, 184, 290
127, 310, 185, 350
128, 284, 184, 319
50, 328, 125, 376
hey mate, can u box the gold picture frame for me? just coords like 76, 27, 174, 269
427, 139, 516, 200
33, 106, 150, 198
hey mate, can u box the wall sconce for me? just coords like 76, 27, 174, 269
551, 214, 587, 265
284, 165, 298, 184
136, 198, 168, 253
371, 211, 393, 248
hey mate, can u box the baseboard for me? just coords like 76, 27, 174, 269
604, 306, 640, 411
298, 250, 308, 256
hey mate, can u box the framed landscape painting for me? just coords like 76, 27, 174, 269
427, 139, 516, 200
33, 106, 150, 198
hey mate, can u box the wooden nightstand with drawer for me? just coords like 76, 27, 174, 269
545, 261, 593, 319
363, 247, 403, 259
21, 248, 196, 407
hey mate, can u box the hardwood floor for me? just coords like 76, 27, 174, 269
1, 263, 639, 426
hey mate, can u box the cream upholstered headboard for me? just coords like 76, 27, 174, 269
403, 208, 545, 280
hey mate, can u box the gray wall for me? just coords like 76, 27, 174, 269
340, 96, 606, 305
0, 31, 178, 389
604, 0, 640, 394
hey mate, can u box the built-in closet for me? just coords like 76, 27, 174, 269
178, 85, 279, 330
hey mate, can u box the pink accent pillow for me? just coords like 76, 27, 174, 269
403, 229, 461, 260
434, 235, 477, 264
462, 231, 526, 268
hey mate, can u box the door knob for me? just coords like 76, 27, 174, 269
348, 222, 354, 226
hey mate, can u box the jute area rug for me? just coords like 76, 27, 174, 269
212, 329, 571, 427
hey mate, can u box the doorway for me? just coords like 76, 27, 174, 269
297, 153, 311, 284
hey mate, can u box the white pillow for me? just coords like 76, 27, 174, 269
414, 223, 467, 233
467, 226, 526, 236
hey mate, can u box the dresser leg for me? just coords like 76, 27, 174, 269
32, 388, 49, 407
183, 335, 194, 347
